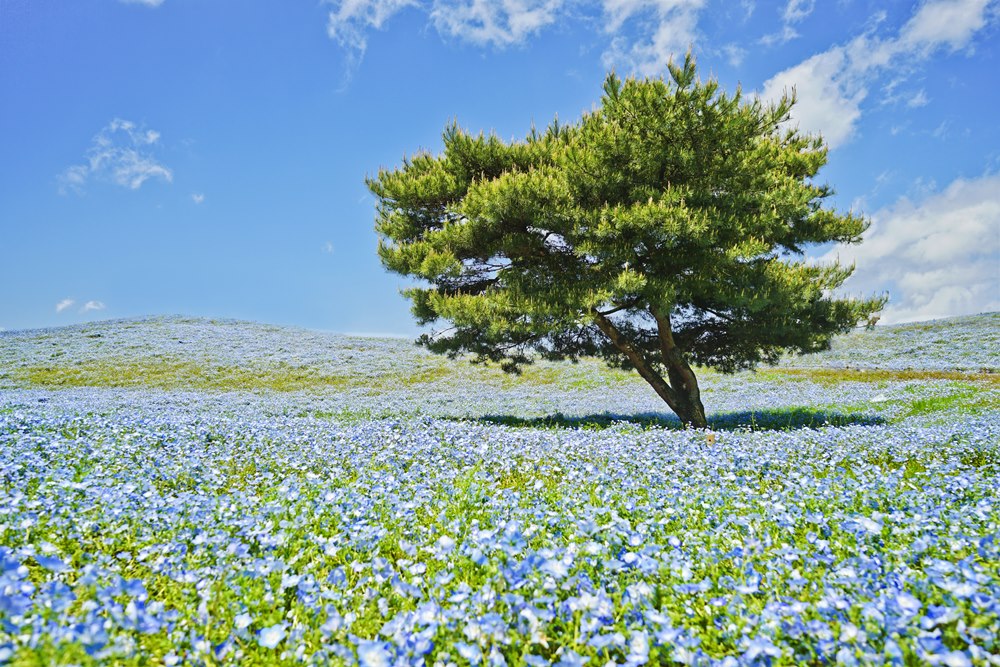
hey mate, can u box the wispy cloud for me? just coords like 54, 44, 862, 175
56, 298, 109, 314
760, 0, 814, 45
120, 0, 165, 5
897, 0, 993, 52
822, 172, 1000, 324
192, 193, 205, 204
325, 0, 418, 69
430, 0, 565, 47
326, 0, 564, 74
600, 0, 707, 76
782, 0, 813, 24
759, 0, 995, 149
324, 0, 706, 77
60, 119, 173, 193
323, 241, 336, 254
907, 89, 930, 108
721, 43, 747, 67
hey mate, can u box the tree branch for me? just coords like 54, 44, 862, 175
596, 299, 641, 317
590, 309, 681, 411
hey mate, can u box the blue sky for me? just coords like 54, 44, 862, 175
1, 0, 998, 335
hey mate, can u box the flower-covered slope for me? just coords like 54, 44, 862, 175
0, 315, 997, 666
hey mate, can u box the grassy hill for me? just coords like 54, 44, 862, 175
1, 314, 997, 665
1, 313, 997, 426
777, 311, 1000, 372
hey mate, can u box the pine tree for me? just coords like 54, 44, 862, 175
368, 53, 885, 427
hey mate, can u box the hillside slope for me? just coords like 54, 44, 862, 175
1, 313, 997, 423
779, 312, 999, 371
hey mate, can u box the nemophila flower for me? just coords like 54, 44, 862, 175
541, 555, 570, 579
935, 650, 973, 667
743, 635, 782, 662
624, 630, 650, 666
436, 535, 457, 554
455, 642, 483, 664
588, 632, 625, 650
1, 326, 998, 666
257, 622, 286, 649
835, 646, 859, 666
554, 648, 589, 667
487, 645, 507, 667
893, 590, 921, 616
356, 639, 394, 667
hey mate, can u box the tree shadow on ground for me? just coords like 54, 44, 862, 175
470, 407, 887, 432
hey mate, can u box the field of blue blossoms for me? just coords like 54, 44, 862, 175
1, 316, 998, 666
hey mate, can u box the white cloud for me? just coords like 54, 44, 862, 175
600, 0, 707, 76
323, 241, 336, 254
192, 193, 205, 204
325, 0, 418, 65
907, 89, 930, 108
120, 0, 165, 5
55, 299, 75, 314
323, 0, 711, 76
323, 0, 709, 76
782, 0, 813, 24
822, 172, 1000, 324
758, 0, 995, 149
721, 43, 746, 67
430, 0, 564, 47
327, 0, 562, 68
60, 119, 172, 193
81, 301, 107, 313
932, 120, 951, 139
759, 25, 797, 46
760, 44, 865, 148
898, 0, 992, 52
760, 0, 814, 45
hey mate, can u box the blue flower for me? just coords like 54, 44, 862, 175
455, 642, 483, 664
257, 623, 286, 649
743, 636, 782, 662
35, 555, 68, 573
554, 649, 589, 667
357, 639, 393, 667
937, 650, 972, 667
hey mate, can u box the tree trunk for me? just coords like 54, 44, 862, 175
650, 305, 707, 428
591, 309, 708, 428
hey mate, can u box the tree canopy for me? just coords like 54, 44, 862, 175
368, 53, 886, 427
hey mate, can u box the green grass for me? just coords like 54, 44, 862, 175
18, 358, 352, 392
16, 357, 473, 393
901, 384, 998, 418
473, 407, 887, 432
13, 354, 633, 394
760, 367, 1000, 385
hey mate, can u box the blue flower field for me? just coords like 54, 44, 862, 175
1, 315, 998, 665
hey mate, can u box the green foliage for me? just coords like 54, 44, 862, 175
474, 408, 884, 432
371, 53, 883, 381
371, 52, 885, 423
